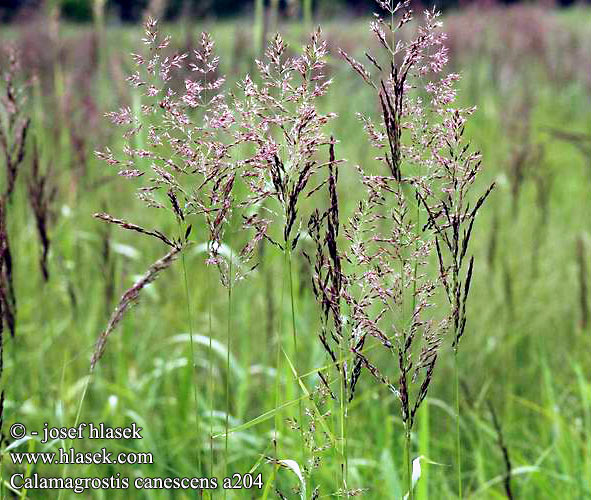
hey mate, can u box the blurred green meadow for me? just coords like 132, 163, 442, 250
1, 2, 591, 498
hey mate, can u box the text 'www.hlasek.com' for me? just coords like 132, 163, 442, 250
6, 422, 263, 494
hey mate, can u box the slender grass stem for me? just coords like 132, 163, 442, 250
338, 337, 348, 495
412, 174, 425, 500
57, 370, 91, 500
225, 249, 233, 500
274, 248, 287, 459
417, 403, 429, 500
178, 221, 202, 478
287, 247, 306, 468
208, 263, 214, 477
454, 347, 462, 499
287, 248, 298, 371
201, 39, 215, 485
180, 250, 202, 476
406, 426, 414, 500
329, 367, 342, 494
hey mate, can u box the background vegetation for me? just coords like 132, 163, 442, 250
1, 1, 591, 498
2, 0, 590, 22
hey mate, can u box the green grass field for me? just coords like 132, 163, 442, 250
2, 5, 591, 499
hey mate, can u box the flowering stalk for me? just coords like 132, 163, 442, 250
94, 20, 240, 481
307, 138, 349, 490
0, 47, 30, 339
419, 108, 495, 500
233, 29, 336, 470
94, 17, 238, 353
1, 55, 29, 494
319, 1, 493, 497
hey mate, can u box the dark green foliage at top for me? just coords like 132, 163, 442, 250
61, 0, 94, 21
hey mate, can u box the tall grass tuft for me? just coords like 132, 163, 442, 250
333, 1, 493, 496
92, 20, 239, 483
232, 28, 335, 477
84, 8, 496, 498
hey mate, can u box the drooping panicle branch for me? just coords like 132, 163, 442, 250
91, 243, 183, 370
94, 212, 176, 248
